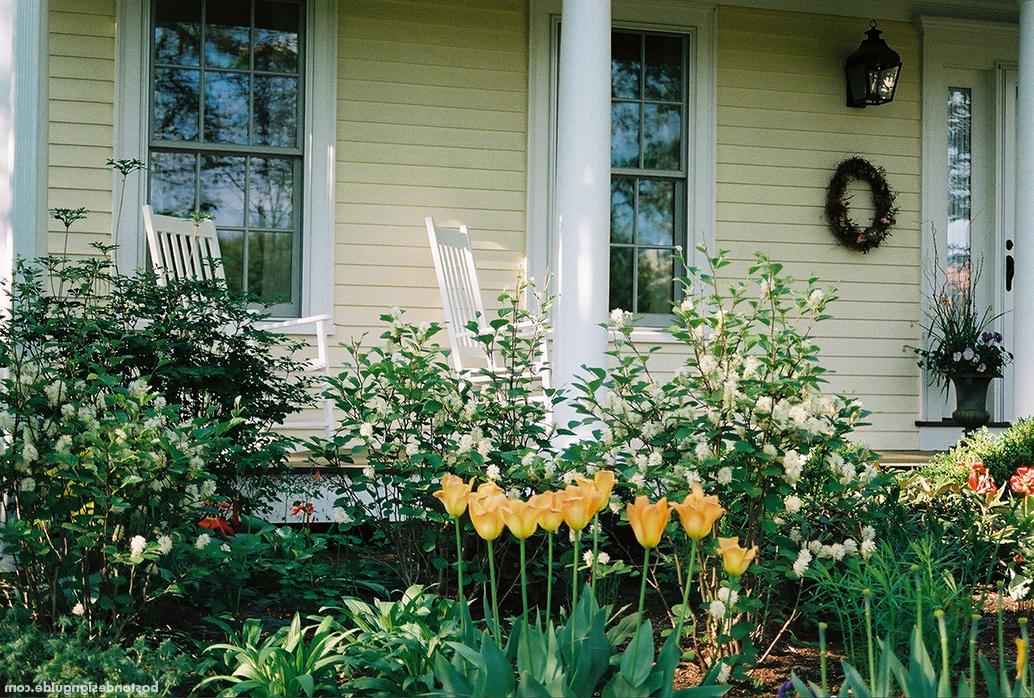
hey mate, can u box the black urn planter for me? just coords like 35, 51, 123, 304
951, 373, 993, 432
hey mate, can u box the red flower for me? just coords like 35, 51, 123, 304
290, 502, 315, 518
1011, 466, 1034, 496
968, 462, 997, 495
198, 516, 234, 535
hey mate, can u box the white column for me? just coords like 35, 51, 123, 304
0, 0, 48, 297
1016, 0, 1034, 417
553, 0, 610, 423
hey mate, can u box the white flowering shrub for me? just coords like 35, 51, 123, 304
309, 280, 560, 585
572, 251, 894, 641
0, 362, 227, 635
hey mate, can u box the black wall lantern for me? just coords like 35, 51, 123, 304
845, 21, 902, 108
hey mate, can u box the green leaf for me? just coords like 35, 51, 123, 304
620, 621, 654, 688
602, 672, 650, 698
477, 631, 515, 698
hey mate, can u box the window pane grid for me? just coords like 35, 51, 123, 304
610, 29, 688, 317
148, 0, 304, 315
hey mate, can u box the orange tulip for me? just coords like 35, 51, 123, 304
670, 483, 725, 540
502, 498, 539, 540
562, 485, 599, 532
432, 474, 473, 518
626, 496, 671, 549
476, 481, 504, 498
717, 537, 758, 576
529, 491, 565, 533
576, 470, 616, 514
468, 491, 506, 541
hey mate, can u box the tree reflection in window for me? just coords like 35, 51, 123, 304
149, 0, 304, 316
609, 30, 688, 319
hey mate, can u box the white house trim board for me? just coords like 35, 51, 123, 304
525, 0, 717, 301
113, 0, 337, 326
0, 0, 48, 300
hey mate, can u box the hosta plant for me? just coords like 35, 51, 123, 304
200, 614, 351, 697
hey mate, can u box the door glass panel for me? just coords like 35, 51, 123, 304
947, 87, 972, 291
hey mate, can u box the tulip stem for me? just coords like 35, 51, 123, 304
638, 547, 651, 621
454, 518, 465, 630
572, 531, 581, 613
519, 538, 528, 621
590, 514, 599, 600
675, 538, 699, 650
546, 531, 553, 620
487, 538, 501, 645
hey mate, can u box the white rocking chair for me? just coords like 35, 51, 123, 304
424, 216, 552, 399
142, 205, 333, 434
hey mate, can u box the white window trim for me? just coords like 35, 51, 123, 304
113, 0, 337, 327
526, 0, 716, 303
919, 17, 1017, 427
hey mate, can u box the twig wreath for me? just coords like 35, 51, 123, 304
824, 157, 898, 253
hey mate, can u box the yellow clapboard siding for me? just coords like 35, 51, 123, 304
340, 101, 527, 132
341, 16, 523, 54
50, 14, 114, 38
717, 163, 921, 192
342, 37, 526, 72
340, 79, 526, 112
338, 162, 526, 191
718, 144, 919, 174
339, 182, 525, 211
48, 0, 115, 255
337, 120, 526, 151
339, 58, 525, 92
339, 141, 526, 171
716, 221, 919, 248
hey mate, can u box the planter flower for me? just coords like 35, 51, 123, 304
914, 261, 1012, 430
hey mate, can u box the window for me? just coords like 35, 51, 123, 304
947, 86, 972, 291
609, 30, 688, 318
148, 0, 305, 315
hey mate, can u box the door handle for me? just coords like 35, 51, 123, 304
1007, 239, 1015, 292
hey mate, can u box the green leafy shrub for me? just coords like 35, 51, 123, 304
7, 251, 315, 513
570, 251, 891, 650
309, 280, 559, 586
928, 420, 1034, 483
0, 609, 201, 695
